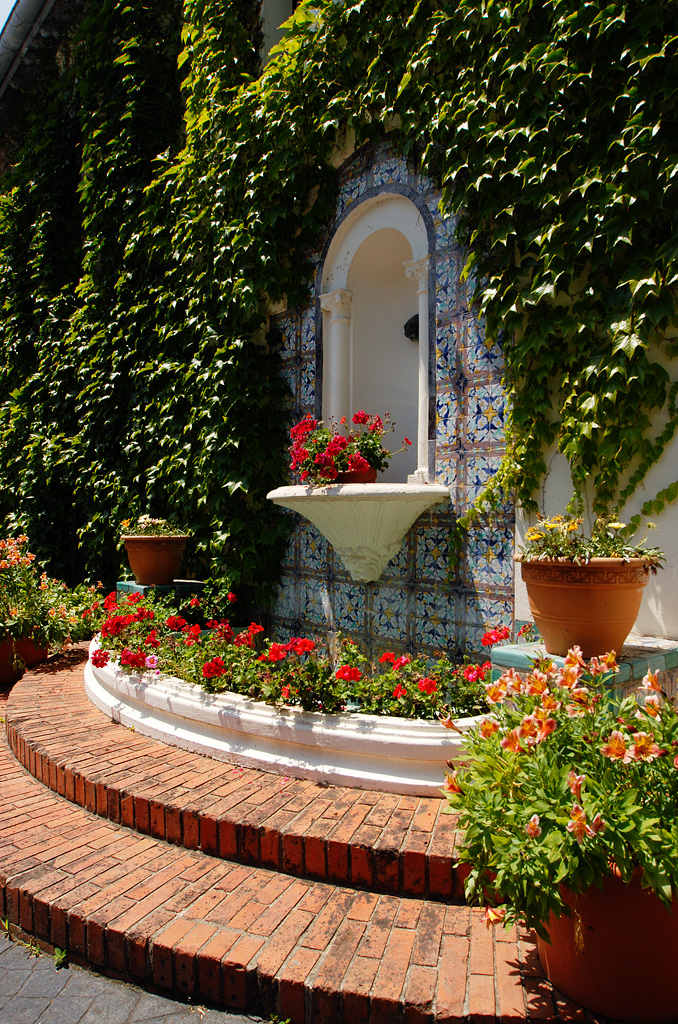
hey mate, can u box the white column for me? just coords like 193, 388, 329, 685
320, 288, 353, 423
404, 255, 431, 482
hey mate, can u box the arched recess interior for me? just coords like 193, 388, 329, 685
319, 192, 433, 483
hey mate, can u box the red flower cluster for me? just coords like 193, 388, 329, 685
418, 677, 437, 695
481, 625, 511, 647
379, 652, 411, 670
119, 647, 148, 669
336, 664, 362, 682
233, 622, 265, 648
207, 619, 234, 642
166, 615, 188, 631
463, 661, 492, 683
202, 656, 226, 679
90, 649, 110, 668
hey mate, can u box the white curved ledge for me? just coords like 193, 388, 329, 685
267, 482, 450, 581
84, 640, 474, 796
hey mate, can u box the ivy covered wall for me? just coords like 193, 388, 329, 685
1, 0, 677, 626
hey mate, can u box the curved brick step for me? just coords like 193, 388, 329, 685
5, 646, 465, 902
0, 725, 587, 1023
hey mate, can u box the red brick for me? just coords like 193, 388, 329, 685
199, 815, 218, 856
341, 954, 380, 1024
370, 926, 416, 1023
196, 928, 240, 1005
135, 796, 150, 833
435, 933, 469, 1021
222, 934, 266, 1010
173, 922, 219, 997
150, 801, 165, 839
403, 964, 438, 1024
278, 947, 321, 1022
304, 835, 326, 880
182, 809, 200, 849
259, 826, 280, 869
494, 933, 527, 1020
151, 918, 196, 990
469, 971, 495, 1022
350, 845, 373, 887
470, 913, 494, 975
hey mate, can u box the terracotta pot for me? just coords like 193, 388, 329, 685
518, 557, 649, 657
122, 535, 187, 586
537, 870, 678, 1023
336, 467, 378, 483
0, 637, 49, 685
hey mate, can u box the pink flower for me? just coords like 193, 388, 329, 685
145, 654, 158, 669
567, 772, 585, 801
627, 732, 662, 761
443, 770, 462, 794
525, 814, 542, 838
393, 655, 411, 671
642, 669, 662, 693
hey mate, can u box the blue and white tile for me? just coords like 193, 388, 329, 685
300, 357, 316, 411
280, 528, 298, 570
415, 526, 451, 582
460, 453, 505, 509
435, 249, 464, 318
434, 209, 458, 249
465, 383, 506, 445
298, 521, 328, 573
462, 590, 514, 637
412, 589, 458, 650
436, 387, 460, 445
332, 580, 367, 634
465, 319, 504, 376
275, 574, 300, 621
462, 520, 514, 589
279, 362, 299, 410
369, 583, 410, 642
336, 172, 370, 218
276, 314, 298, 360
300, 307, 317, 356
301, 577, 333, 628
436, 321, 459, 383
373, 153, 409, 187
380, 534, 411, 581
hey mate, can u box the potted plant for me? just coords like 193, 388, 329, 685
289, 411, 411, 484
516, 507, 663, 656
444, 650, 678, 1023
0, 535, 90, 683
120, 515, 189, 586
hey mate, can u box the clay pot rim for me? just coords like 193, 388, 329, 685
515, 555, 651, 567
121, 534, 189, 541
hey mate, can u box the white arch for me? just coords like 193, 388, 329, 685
322, 193, 429, 292
320, 193, 432, 481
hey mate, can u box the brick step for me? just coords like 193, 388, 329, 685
0, 724, 583, 1023
5, 646, 465, 902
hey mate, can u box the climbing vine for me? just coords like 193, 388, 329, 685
1, 0, 678, 598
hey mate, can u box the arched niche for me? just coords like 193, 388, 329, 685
319, 193, 433, 483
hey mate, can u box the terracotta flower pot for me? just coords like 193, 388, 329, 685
122, 535, 187, 586
518, 557, 649, 657
336, 468, 378, 483
0, 637, 49, 685
537, 870, 678, 1023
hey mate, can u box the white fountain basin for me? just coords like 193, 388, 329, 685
267, 482, 450, 581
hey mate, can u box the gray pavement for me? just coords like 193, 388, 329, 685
0, 934, 268, 1024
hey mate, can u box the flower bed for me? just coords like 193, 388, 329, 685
84, 590, 493, 794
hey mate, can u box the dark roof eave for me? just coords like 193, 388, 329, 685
0, 0, 58, 100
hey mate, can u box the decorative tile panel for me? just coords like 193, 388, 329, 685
332, 580, 368, 634
436, 386, 459, 446
369, 583, 410, 642
461, 519, 514, 589
298, 521, 328, 572
300, 309, 316, 356
465, 383, 506, 445
373, 153, 409, 187
415, 527, 451, 582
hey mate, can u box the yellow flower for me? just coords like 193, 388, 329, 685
608, 522, 625, 530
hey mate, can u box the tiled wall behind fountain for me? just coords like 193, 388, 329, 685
270, 143, 514, 658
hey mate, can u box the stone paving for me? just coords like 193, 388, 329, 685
0, 934, 262, 1024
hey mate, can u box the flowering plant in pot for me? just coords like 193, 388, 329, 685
120, 515, 189, 586
289, 411, 411, 484
516, 508, 664, 656
0, 535, 94, 682
444, 649, 678, 1023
